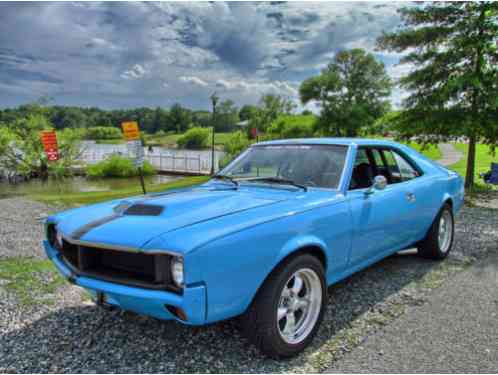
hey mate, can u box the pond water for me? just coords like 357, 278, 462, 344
0, 174, 180, 197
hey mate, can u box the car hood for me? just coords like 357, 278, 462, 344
53, 186, 292, 250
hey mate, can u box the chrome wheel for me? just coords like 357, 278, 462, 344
438, 210, 453, 253
277, 268, 322, 345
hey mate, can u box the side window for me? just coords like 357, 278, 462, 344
382, 150, 402, 184
349, 149, 374, 190
371, 149, 384, 167
370, 149, 388, 179
355, 148, 370, 164
392, 152, 419, 181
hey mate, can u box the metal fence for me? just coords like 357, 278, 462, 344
79, 149, 218, 175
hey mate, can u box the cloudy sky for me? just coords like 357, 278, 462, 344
0, 1, 409, 110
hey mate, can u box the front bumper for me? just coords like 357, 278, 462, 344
44, 240, 207, 325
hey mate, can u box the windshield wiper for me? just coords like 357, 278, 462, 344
212, 174, 239, 188
243, 177, 307, 191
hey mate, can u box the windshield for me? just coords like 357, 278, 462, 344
220, 144, 348, 189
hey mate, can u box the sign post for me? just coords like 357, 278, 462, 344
40, 130, 59, 161
121, 121, 146, 195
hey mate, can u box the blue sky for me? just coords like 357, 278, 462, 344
0, 2, 410, 110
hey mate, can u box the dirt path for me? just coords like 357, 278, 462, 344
437, 143, 464, 167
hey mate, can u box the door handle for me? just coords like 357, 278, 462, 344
406, 192, 416, 202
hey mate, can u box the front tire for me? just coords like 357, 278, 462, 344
417, 203, 454, 260
239, 254, 326, 358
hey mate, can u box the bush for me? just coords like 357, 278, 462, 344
86, 154, 155, 178
177, 127, 210, 149
267, 115, 316, 139
85, 126, 122, 140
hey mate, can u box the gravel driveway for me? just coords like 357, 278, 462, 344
1, 196, 497, 373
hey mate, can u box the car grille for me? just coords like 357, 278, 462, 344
57, 238, 178, 292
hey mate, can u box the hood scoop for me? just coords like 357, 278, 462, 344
123, 204, 164, 216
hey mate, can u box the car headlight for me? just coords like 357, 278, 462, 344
170, 256, 184, 288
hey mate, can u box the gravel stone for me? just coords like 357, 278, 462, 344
1, 194, 497, 373
0, 198, 54, 259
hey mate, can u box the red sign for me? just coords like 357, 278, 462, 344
40, 130, 59, 161
250, 127, 258, 139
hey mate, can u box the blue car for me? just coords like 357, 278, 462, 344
44, 138, 464, 358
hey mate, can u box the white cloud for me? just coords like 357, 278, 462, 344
179, 76, 209, 87
121, 64, 147, 80
214, 78, 297, 97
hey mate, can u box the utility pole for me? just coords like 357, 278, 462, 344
210, 92, 219, 175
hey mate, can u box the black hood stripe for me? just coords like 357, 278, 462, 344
70, 213, 121, 240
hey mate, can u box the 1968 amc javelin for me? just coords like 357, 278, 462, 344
44, 138, 464, 358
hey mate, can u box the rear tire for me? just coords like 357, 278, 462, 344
417, 203, 454, 260
238, 254, 326, 358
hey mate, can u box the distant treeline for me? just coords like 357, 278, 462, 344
0, 101, 250, 134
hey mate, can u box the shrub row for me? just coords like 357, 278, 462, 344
86, 154, 155, 178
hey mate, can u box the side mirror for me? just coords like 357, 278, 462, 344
366, 175, 387, 195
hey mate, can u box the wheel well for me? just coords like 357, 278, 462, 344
245, 245, 327, 312
444, 198, 453, 209
281, 245, 327, 272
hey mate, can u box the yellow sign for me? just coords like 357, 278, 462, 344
121, 121, 140, 140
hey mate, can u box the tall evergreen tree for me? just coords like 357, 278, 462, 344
377, 2, 498, 188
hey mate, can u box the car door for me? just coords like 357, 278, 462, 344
389, 148, 437, 241
347, 146, 418, 266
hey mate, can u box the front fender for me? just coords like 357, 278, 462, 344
276, 235, 328, 268
192, 200, 351, 324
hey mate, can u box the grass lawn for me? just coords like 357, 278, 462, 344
0, 257, 65, 306
404, 142, 442, 161
146, 132, 182, 146
146, 132, 233, 148
448, 143, 498, 184
363, 135, 442, 161
29, 175, 210, 206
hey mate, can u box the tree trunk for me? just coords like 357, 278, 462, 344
464, 134, 476, 189
465, 5, 486, 190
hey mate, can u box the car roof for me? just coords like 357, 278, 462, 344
255, 137, 402, 148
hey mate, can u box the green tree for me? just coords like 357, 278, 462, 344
267, 115, 316, 139
221, 131, 251, 167
0, 127, 15, 156
250, 94, 295, 132
377, 2, 498, 188
150, 107, 166, 134
299, 48, 392, 137
0, 107, 82, 179
213, 99, 239, 132
239, 105, 259, 122
367, 111, 402, 137
192, 110, 212, 128
50, 107, 86, 129
169, 103, 192, 133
